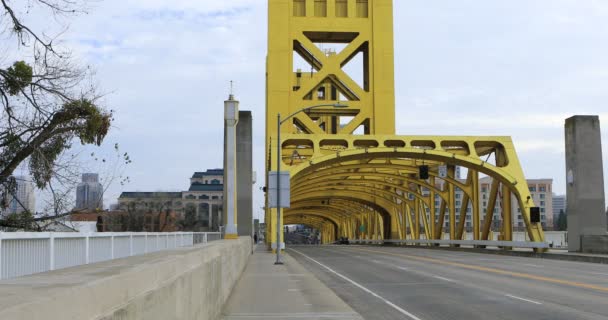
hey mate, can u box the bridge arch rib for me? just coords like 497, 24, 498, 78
281, 145, 544, 246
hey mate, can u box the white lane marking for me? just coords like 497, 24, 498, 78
290, 248, 423, 320
372, 259, 383, 264
591, 272, 608, 276
505, 294, 542, 305
432, 276, 455, 283
397, 266, 410, 271
521, 263, 542, 268
288, 289, 300, 292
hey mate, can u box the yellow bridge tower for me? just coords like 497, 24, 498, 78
265, 0, 545, 250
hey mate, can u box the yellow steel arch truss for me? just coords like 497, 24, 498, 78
265, 0, 545, 251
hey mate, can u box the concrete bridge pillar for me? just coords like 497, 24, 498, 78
565, 115, 607, 253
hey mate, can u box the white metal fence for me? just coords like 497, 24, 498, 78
0, 232, 222, 280
346, 231, 569, 249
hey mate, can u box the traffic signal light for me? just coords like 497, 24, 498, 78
530, 207, 541, 223
419, 165, 429, 179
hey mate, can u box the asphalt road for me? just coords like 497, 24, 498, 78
287, 245, 608, 320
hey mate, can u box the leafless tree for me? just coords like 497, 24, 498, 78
0, 0, 119, 230
109, 199, 175, 232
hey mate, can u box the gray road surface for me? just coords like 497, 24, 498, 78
288, 245, 608, 320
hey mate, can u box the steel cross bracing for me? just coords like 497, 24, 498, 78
265, 0, 545, 251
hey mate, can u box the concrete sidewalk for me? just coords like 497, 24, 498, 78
222, 245, 363, 320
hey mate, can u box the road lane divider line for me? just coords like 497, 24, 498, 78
432, 276, 456, 283
289, 248, 423, 320
349, 247, 608, 293
505, 294, 543, 305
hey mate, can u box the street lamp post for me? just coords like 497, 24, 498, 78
274, 102, 348, 265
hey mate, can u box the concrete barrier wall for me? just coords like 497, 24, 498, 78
0, 237, 251, 320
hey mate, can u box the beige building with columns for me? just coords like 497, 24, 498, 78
118, 169, 224, 231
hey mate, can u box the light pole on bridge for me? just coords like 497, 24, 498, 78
273, 102, 348, 265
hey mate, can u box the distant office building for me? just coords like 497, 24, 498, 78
1, 176, 35, 214
526, 179, 554, 229
191, 169, 223, 185
455, 166, 462, 180
430, 177, 553, 232
478, 177, 553, 230
118, 169, 224, 231
75, 173, 104, 211
552, 194, 566, 217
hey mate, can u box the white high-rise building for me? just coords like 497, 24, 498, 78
552, 194, 566, 225
553, 194, 566, 216
2, 176, 35, 214
430, 176, 554, 231
478, 177, 553, 230
75, 173, 104, 211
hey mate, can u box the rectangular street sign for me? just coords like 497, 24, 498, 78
268, 171, 291, 208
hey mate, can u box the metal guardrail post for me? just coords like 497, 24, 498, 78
144, 233, 148, 253
85, 234, 90, 264
110, 233, 115, 260
49, 233, 55, 271
204, 233, 208, 244
0, 232, 3, 279
129, 234, 133, 256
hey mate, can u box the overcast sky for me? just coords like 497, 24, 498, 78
47, 0, 608, 218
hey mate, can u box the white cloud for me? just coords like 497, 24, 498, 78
26, 0, 608, 213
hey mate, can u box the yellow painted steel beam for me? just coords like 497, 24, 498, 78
265, 0, 544, 250
456, 171, 473, 240
291, 162, 471, 192
284, 209, 342, 227
448, 165, 456, 241
472, 170, 481, 240
482, 179, 500, 240
502, 183, 513, 242
429, 176, 436, 240
287, 148, 542, 242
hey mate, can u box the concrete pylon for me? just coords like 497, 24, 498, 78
236, 111, 253, 237
223, 94, 239, 239
565, 115, 608, 253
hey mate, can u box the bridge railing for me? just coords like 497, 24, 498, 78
0, 232, 222, 280
347, 238, 549, 249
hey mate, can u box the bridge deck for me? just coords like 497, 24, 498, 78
288, 245, 608, 320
